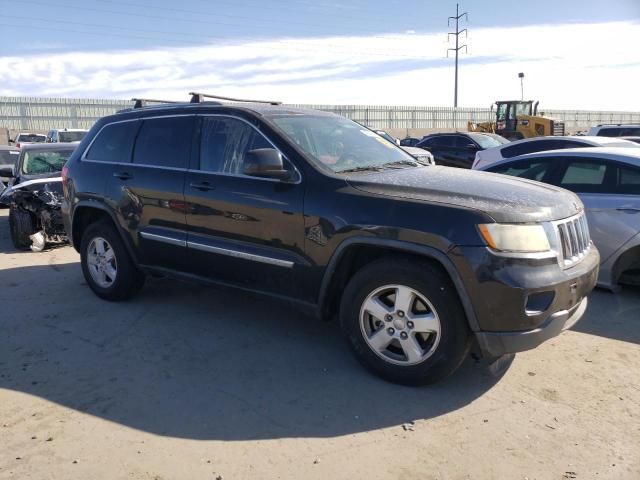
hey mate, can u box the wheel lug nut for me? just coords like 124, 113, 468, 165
400, 332, 408, 339
387, 328, 395, 335
397, 311, 405, 318
385, 314, 393, 322
407, 321, 414, 329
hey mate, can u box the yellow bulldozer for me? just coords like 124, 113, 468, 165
468, 100, 565, 140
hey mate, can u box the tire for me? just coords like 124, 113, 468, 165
340, 258, 471, 386
80, 220, 145, 301
9, 206, 37, 250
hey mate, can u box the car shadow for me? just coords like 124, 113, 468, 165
0, 260, 507, 441
571, 285, 640, 345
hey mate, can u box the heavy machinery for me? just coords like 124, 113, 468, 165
468, 100, 565, 140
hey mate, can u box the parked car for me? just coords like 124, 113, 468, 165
0, 144, 75, 251
473, 135, 639, 170
401, 146, 435, 165
479, 147, 640, 290
9, 133, 47, 148
400, 137, 422, 147
61, 99, 598, 385
622, 136, 640, 145
372, 129, 400, 145
588, 124, 640, 137
46, 128, 89, 143
0, 145, 20, 189
415, 132, 509, 168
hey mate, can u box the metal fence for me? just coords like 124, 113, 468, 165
2, 96, 640, 132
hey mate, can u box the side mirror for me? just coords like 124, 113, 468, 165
465, 143, 477, 149
0, 167, 14, 178
243, 148, 291, 180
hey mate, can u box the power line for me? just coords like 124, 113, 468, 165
447, 3, 468, 108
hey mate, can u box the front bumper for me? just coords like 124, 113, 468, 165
475, 296, 587, 357
453, 245, 599, 357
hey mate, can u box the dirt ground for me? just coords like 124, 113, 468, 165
0, 208, 638, 480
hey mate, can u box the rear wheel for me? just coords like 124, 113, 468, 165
80, 220, 145, 301
340, 258, 471, 385
9, 206, 37, 250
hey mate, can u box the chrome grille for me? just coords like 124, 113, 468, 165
556, 213, 591, 267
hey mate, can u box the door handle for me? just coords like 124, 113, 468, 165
113, 171, 132, 180
189, 181, 215, 191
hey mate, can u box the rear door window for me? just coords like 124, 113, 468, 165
489, 158, 555, 182
558, 158, 613, 193
133, 116, 194, 169
86, 121, 139, 163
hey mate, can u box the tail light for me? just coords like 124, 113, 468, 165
61, 165, 69, 189
16, 143, 20, 148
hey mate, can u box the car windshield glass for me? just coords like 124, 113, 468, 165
58, 131, 87, 142
17, 134, 46, 143
22, 149, 72, 175
0, 150, 19, 163
468, 133, 504, 149
270, 115, 418, 173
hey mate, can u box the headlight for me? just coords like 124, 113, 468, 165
478, 223, 550, 253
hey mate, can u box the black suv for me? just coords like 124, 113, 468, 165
62, 96, 599, 385
416, 132, 508, 168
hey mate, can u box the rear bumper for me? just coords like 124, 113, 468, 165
475, 296, 587, 357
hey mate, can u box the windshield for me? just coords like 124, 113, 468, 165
468, 133, 505, 149
0, 150, 20, 164
271, 115, 418, 173
16, 134, 46, 143
22, 149, 73, 175
58, 131, 87, 142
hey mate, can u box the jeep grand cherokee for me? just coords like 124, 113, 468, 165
61, 97, 599, 385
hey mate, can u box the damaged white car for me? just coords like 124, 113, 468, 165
0, 144, 75, 251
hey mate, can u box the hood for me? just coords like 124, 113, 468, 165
346, 166, 582, 223
0, 177, 63, 206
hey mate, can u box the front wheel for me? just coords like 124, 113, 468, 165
9, 206, 37, 250
340, 258, 471, 386
80, 220, 145, 301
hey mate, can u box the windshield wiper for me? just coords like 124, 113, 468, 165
380, 160, 420, 169
336, 166, 385, 174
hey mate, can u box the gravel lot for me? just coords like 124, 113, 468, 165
0, 208, 639, 480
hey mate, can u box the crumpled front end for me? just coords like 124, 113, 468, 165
0, 178, 67, 251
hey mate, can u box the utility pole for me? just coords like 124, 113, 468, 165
447, 3, 468, 108
518, 72, 525, 100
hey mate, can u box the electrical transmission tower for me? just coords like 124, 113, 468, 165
447, 3, 468, 108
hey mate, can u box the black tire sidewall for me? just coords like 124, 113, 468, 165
340, 259, 471, 385
9, 207, 36, 250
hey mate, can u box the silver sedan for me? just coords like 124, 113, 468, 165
476, 147, 640, 291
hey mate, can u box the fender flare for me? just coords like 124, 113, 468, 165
318, 237, 480, 332
71, 200, 139, 264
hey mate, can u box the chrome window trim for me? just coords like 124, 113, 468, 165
139, 231, 187, 247
187, 241, 294, 268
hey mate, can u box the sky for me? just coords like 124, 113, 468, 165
0, 0, 639, 109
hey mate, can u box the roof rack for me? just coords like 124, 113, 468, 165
189, 92, 282, 106
131, 98, 180, 109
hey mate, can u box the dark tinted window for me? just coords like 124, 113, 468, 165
200, 117, 272, 174
454, 135, 476, 148
559, 159, 612, 193
86, 121, 139, 163
489, 158, 554, 182
133, 117, 193, 168
501, 139, 572, 158
597, 127, 640, 137
617, 165, 640, 194
0, 150, 19, 164
425, 136, 456, 148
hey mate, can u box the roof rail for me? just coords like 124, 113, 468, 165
596, 123, 640, 127
131, 98, 180, 109
189, 92, 282, 106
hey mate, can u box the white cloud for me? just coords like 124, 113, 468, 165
1, 21, 638, 110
